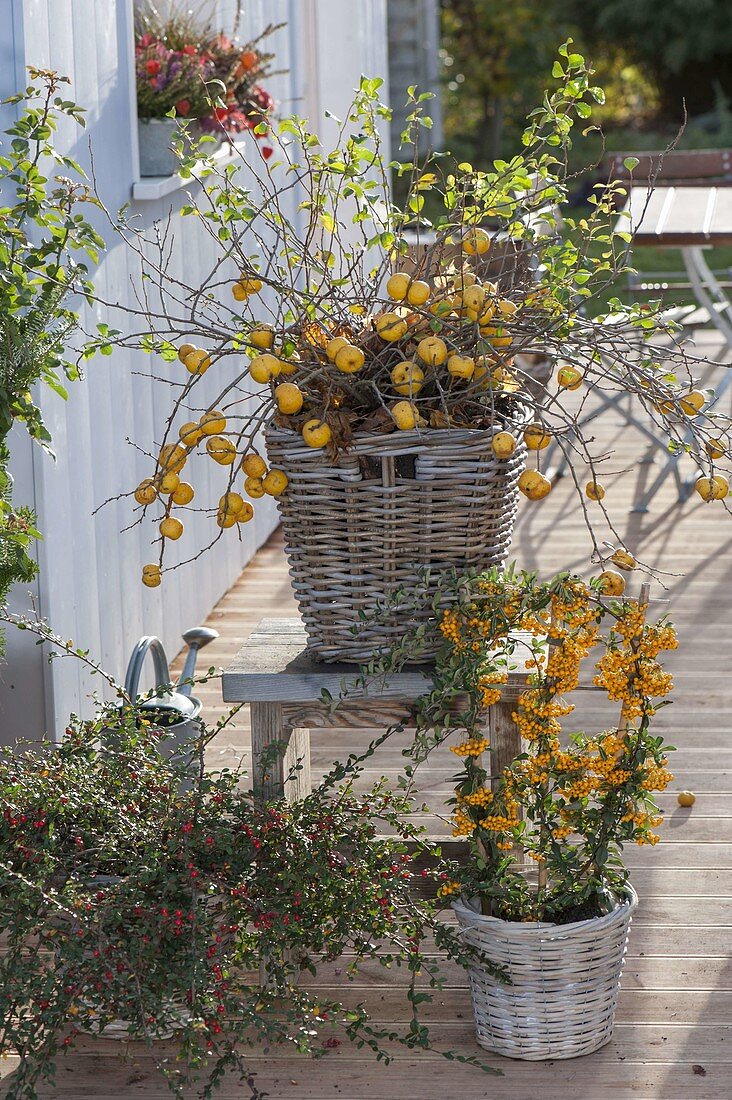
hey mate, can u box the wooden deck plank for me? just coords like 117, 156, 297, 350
2, 1051, 730, 1100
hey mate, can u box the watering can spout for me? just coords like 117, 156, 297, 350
178, 627, 219, 696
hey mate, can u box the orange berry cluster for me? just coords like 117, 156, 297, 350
450, 736, 490, 758
478, 812, 520, 833
461, 788, 494, 808
451, 808, 477, 837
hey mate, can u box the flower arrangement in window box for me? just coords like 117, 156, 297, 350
199, 31, 277, 140
134, 3, 278, 175
134, 34, 215, 176
94, 46, 729, 657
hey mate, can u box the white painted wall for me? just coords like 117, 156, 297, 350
0, 0, 389, 742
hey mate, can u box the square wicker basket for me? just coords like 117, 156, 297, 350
266, 423, 527, 662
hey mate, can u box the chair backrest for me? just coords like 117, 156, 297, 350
605, 148, 732, 185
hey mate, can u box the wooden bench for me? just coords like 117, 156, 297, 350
606, 147, 732, 187
221, 618, 537, 801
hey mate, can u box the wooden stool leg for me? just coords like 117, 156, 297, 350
489, 692, 522, 789
285, 727, 311, 800
250, 702, 311, 802
250, 705, 311, 987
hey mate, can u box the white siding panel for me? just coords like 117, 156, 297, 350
1, 0, 389, 741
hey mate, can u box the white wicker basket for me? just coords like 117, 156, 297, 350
266, 423, 527, 662
453, 885, 638, 1060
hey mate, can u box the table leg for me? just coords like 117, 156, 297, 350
250, 702, 311, 802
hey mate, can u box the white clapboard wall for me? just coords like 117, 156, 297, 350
0, 0, 389, 742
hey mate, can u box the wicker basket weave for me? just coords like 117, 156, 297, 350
266, 423, 527, 662
453, 886, 638, 1061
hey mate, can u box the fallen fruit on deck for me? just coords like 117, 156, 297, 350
677, 791, 696, 807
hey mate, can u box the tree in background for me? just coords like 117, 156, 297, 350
440, 0, 573, 164
570, 0, 732, 120
440, 0, 730, 170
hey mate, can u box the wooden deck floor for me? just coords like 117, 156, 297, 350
3, 336, 732, 1098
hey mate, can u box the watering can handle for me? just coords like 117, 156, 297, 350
124, 636, 172, 700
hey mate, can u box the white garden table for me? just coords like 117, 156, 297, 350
551, 176, 732, 511
622, 182, 732, 509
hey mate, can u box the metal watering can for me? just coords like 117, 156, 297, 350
122, 626, 218, 753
